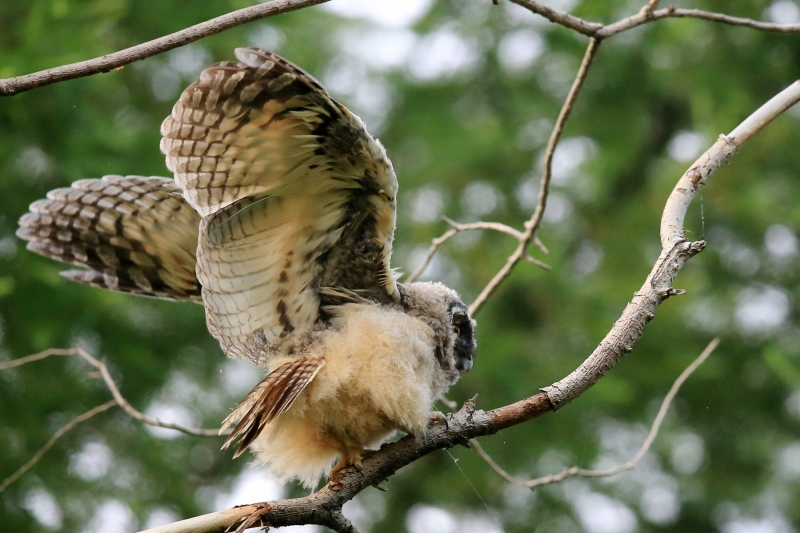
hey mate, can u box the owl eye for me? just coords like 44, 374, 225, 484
452, 324, 461, 337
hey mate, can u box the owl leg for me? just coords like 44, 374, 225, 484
328, 449, 365, 480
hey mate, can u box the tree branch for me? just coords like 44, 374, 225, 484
410, 0, 800, 317
0, 0, 329, 97
135, 74, 800, 533
0, 400, 117, 493
0, 347, 230, 492
468, 37, 601, 316
405, 217, 536, 284
508, 0, 603, 36
508, 0, 800, 39
0, 347, 225, 437
0, 347, 75, 369
599, 7, 800, 38
543, 81, 800, 409
472, 338, 719, 488
7, 2, 800, 530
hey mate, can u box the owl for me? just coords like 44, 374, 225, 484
17, 47, 476, 487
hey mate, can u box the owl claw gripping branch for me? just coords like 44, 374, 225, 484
17, 47, 476, 488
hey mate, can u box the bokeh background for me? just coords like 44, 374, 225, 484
2, 0, 800, 531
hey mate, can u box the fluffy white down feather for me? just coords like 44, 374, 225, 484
250, 302, 452, 487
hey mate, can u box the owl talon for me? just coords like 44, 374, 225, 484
428, 410, 448, 429
229, 502, 272, 533
328, 451, 366, 483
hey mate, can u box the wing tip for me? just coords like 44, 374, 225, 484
234, 46, 265, 67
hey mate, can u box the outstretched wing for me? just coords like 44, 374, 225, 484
161, 47, 399, 361
17, 175, 201, 302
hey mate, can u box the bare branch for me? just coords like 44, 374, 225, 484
134, 80, 796, 529
508, 0, 602, 36
443, 217, 525, 240
641, 0, 661, 15
661, 81, 800, 250
1, 347, 225, 437
524, 253, 552, 270
535, 37, 600, 233
474, 338, 719, 488
0, 400, 117, 493
417, 2, 799, 314
533, 234, 549, 255
508, 0, 800, 39
406, 227, 460, 283
543, 81, 800, 410
405, 219, 529, 283
468, 37, 601, 316
600, 7, 800, 38
0, 347, 75, 370
0, 0, 329, 97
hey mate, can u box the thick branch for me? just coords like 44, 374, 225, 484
0, 0, 329, 96
543, 80, 800, 409
139, 77, 800, 533
140, 397, 551, 533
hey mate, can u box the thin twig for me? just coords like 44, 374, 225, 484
0, 400, 117, 493
443, 217, 525, 240
0, 347, 75, 369
600, 7, 800, 38
473, 338, 719, 488
509, 0, 603, 36
406, 227, 460, 283
1, 347, 225, 437
405, 219, 532, 283
414, 0, 800, 313
468, 37, 601, 316
0, 0, 329, 96
641, 0, 661, 15
524, 253, 551, 270
534, 234, 549, 255
509, 0, 800, 38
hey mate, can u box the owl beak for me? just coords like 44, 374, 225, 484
456, 357, 473, 373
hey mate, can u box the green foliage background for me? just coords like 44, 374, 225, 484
2, 0, 800, 531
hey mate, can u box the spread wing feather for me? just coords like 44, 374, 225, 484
161, 47, 399, 362
17, 176, 201, 301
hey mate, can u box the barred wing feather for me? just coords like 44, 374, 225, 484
161, 47, 399, 362
17, 175, 201, 302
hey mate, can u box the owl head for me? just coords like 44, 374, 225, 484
399, 281, 477, 383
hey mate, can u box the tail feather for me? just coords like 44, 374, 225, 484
221, 356, 325, 458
